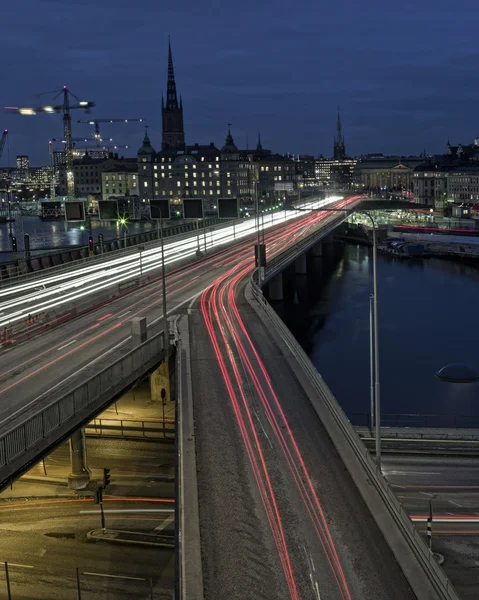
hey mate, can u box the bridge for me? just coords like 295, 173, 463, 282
0, 196, 459, 599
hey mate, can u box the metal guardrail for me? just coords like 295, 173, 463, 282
248, 273, 460, 600
0, 329, 166, 489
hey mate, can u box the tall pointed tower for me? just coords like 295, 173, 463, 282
162, 38, 185, 151
333, 107, 346, 160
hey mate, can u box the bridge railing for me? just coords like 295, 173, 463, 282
0, 328, 166, 490
248, 272, 460, 600
265, 205, 358, 282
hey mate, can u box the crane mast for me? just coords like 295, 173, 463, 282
0, 130, 8, 162
5, 87, 95, 200
62, 88, 75, 199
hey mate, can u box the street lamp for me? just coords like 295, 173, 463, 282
436, 363, 479, 383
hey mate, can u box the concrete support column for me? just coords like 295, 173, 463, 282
311, 241, 322, 257
150, 360, 171, 402
268, 272, 283, 301
131, 317, 147, 347
295, 253, 307, 275
68, 429, 91, 490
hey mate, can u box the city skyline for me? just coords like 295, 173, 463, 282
2, 1, 479, 164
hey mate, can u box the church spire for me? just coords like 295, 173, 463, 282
333, 106, 346, 160
166, 36, 179, 111
257, 131, 263, 151
162, 37, 185, 151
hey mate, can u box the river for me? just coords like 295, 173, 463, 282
281, 243, 479, 427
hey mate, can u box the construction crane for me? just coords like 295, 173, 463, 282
0, 130, 8, 164
51, 138, 129, 152
6, 87, 95, 199
77, 118, 144, 145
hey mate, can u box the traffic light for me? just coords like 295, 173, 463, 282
88, 235, 94, 252
103, 468, 111, 488
11, 236, 17, 253
94, 488, 102, 504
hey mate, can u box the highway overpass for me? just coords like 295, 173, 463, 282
0, 196, 459, 599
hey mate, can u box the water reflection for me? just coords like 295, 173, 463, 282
288, 244, 479, 426
0, 216, 159, 262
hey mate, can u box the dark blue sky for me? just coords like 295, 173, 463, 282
2, 0, 479, 165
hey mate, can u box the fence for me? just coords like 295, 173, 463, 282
248, 272, 460, 600
0, 330, 166, 490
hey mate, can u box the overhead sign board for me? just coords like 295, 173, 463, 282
274, 182, 294, 191
217, 197, 239, 219
150, 198, 171, 220
98, 200, 119, 221
64, 200, 86, 222
183, 197, 204, 220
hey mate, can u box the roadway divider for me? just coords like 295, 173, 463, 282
246, 272, 460, 600
0, 327, 167, 491
174, 314, 204, 600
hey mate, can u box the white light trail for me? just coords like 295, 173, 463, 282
0, 197, 343, 329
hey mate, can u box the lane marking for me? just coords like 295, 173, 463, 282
389, 471, 440, 476
97, 313, 112, 322
419, 491, 434, 498
4, 563, 34, 569
57, 340, 77, 351
80, 509, 174, 514
411, 517, 479, 523
0, 291, 201, 425
83, 572, 146, 582
154, 514, 174, 532
117, 311, 131, 319
448, 500, 463, 508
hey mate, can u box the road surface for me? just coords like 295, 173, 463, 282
189, 203, 415, 600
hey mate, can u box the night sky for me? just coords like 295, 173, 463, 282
2, 0, 478, 165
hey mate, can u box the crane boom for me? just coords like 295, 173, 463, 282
5, 87, 95, 199
77, 118, 145, 144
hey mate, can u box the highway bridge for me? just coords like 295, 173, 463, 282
0, 196, 459, 599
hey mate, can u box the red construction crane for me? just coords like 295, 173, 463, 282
77, 118, 145, 145
6, 87, 95, 199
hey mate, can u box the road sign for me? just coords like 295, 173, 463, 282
98, 200, 119, 221
218, 197, 239, 219
150, 198, 171, 220
64, 200, 86, 222
274, 182, 294, 191
183, 197, 204, 219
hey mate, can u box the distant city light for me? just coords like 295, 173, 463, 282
19, 108, 36, 116
79, 101, 89, 106
43, 106, 55, 113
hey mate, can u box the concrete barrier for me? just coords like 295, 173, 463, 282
246, 274, 460, 600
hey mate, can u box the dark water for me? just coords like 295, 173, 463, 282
283, 244, 479, 426
0, 216, 160, 262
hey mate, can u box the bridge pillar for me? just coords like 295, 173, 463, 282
268, 273, 283, 301
295, 253, 307, 275
131, 317, 147, 347
68, 429, 91, 490
150, 359, 170, 402
311, 241, 322, 257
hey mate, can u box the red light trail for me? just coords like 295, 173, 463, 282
200, 199, 358, 598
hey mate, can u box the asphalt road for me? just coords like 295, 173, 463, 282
383, 453, 479, 600
0, 497, 174, 599
190, 199, 415, 600
0, 231, 261, 426
5, 437, 175, 501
